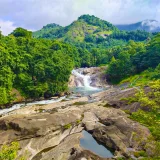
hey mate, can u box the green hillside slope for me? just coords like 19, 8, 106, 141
33, 15, 153, 49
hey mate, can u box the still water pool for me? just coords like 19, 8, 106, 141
80, 130, 113, 158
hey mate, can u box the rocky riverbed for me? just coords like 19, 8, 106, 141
0, 88, 151, 160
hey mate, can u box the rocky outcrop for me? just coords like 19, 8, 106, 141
68, 75, 76, 88
0, 89, 151, 160
92, 87, 152, 113
0, 107, 84, 160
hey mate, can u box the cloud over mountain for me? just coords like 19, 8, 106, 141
0, 0, 160, 35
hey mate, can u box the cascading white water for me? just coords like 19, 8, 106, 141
0, 96, 66, 116
72, 69, 98, 90
0, 69, 100, 116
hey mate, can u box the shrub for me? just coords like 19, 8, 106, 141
63, 123, 72, 129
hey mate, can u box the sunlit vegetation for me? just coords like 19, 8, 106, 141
0, 28, 78, 106
107, 34, 160, 83
33, 14, 153, 50
122, 80, 160, 159
0, 142, 26, 160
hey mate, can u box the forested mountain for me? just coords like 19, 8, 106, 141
0, 15, 160, 107
116, 19, 160, 32
33, 23, 62, 39
33, 15, 153, 49
0, 14, 160, 160
33, 15, 117, 40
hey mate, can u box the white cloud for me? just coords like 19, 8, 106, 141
0, 19, 16, 35
0, 0, 160, 32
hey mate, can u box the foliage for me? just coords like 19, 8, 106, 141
76, 119, 81, 124
0, 142, 26, 160
107, 52, 133, 83
10, 28, 32, 38
72, 101, 88, 105
107, 34, 160, 83
63, 123, 72, 129
0, 29, 78, 106
120, 64, 160, 87
0, 142, 19, 160
125, 80, 160, 158
33, 23, 62, 38
33, 14, 153, 52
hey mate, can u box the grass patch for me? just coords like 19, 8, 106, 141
38, 109, 45, 113
73, 101, 88, 106
120, 97, 138, 105
123, 110, 131, 115
63, 123, 72, 129
119, 67, 160, 87
103, 103, 111, 108
61, 99, 68, 102
134, 151, 147, 158
76, 119, 81, 124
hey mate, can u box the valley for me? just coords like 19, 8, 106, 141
0, 13, 159, 160
0, 68, 151, 159
0, 67, 159, 159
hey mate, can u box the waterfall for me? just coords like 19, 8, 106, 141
0, 69, 100, 116
72, 69, 98, 90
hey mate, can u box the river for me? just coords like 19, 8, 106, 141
0, 68, 114, 158
0, 69, 103, 115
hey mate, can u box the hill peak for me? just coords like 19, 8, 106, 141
42, 23, 61, 29
76, 14, 117, 31
78, 14, 99, 20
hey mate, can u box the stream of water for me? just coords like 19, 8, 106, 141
0, 69, 102, 115
0, 68, 114, 158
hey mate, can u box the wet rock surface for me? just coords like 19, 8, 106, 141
0, 88, 151, 160
69, 67, 108, 88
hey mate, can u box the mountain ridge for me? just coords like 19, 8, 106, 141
33, 14, 118, 41
116, 19, 160, 32
33, 14, 153, 49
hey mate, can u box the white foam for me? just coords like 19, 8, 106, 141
72, 69, 99, 90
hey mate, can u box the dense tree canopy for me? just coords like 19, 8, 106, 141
33, 14, 154, 51
0, 25, 160, 106
107, 34, 160, 83
0, 29, 79, 106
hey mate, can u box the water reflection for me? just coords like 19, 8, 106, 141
80, 130, 113, 158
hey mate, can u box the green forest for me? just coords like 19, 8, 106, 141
0, 28, 77, 106
0, 15, 160, 107
0, 14, 160, 160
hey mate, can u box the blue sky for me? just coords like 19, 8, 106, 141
0, 0, 160, 35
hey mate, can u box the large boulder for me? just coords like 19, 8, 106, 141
0, 88, 152, 159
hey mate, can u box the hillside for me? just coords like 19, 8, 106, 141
33, 15, 117, 41
116, 19, 160, 32
1, 13, 160, 160
33, 15, 153, 49
33, 23, 62, 38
